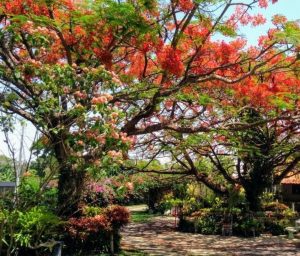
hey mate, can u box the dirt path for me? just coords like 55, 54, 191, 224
121, 208, 300, 256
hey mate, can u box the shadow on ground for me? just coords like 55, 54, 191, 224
121, 207, 300, 256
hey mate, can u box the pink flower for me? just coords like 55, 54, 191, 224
252, 14, 266, 26
125, 182, 134, 191
258, 0, 268, 8
111, 131, 119, 139
272, 14, 287, 25
77, 140, 84, 146
107, 150, 122, 158
96, 135, 106, 144
91, 96, 108, 104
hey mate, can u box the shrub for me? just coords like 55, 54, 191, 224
263, 201, 289, 212
178, 217, 196, 233
105, 205, 130, 228
82, 205, 103, 217
179, 209, 223, 235
65, 215, 112, 254
17, 176, 58, 211
264, 220, 285, 235
195, 214, 221, 234
235, 216, 264, 237
0, 206, 61, 256
83, 182, 115, 207
66, 215, 110, 240
179, 199, 297, 237
64, 205, 129, 254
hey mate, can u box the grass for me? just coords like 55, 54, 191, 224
99, 249, 148, 255
130, 210, 159, 223
118, 249, 148, 255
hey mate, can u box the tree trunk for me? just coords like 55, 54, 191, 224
57, 164, 85, 217
243, 181, 266, 212
245, 188, 262, 212
52, 134, 85, 218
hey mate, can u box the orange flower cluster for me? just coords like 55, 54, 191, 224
157, 46, 184, 76
91, 94, 113, 105
178, 0, 194, 12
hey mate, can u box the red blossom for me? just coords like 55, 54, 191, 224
178, 0, 194, 12
157, 46, 184, 76
258, 0, 268, 8
272, 14, 287, 25
252, 14, 267, 26
93, 48, 113, 69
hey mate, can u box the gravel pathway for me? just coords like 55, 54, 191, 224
121, 210, 300, 256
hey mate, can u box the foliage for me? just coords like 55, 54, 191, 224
17, 175, 58, 211
82, 206, 104, 217
158, 182, 222, 216
263, 201, 289, 212
195, 214, 221, 235
179, 201, 297, 237
64, 205, 129, 254
0, 0, 299, 218
235, 216, 265, 237
0, 0, 300, 253
83, 174, 149, 208
83, 181, 116, 208
105, 205, 130, 228
0, 206, 61, 256
0, 155, 14, 182
29, 153, 59, 179
264, 220, 285, 236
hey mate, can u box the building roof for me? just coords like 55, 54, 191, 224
281, 174, 300, 185
0, 182, 16, 187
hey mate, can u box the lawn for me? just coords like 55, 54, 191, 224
100, 250, 148, 255
130, 211, 159, 223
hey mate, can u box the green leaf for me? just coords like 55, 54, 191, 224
216, 24, 237, 37
198, 94, 212, 105
14, 70, 21, 79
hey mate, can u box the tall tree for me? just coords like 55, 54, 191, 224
0, 0, 299, 216
136, 107, 300, 211
207, 108, 300, 210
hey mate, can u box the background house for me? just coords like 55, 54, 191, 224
281, 174, 300, 211
0, 182, 16, 194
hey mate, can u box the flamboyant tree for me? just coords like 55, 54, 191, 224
222, 108, 300, 210
0, 0, 146, 216
0, 0, 299, 216
152, 107, 300, 211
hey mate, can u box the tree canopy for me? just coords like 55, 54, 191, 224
0, 0, 299, 215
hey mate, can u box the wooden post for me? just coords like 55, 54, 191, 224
110, 231, 114, 255
174, 207, 177, 228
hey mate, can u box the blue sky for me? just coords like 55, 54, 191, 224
238, 0, 300, 45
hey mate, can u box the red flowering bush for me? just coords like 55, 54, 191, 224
64, 205, 129, 253
66, 215, 110, 241
105, 205, 130, 228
